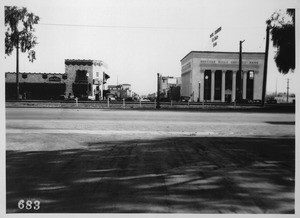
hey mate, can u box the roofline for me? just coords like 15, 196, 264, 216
65, 59, 107, 67
180, 51, 265, 62
5, 72, 64, 75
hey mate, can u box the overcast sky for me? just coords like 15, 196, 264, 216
2, 0, 298, 95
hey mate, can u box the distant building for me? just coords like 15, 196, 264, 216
5, 59, 110, 100
147, 92, 156, 100
159, 75, 181, 99
108, 83, 133, 99
65, 59, 109, 100
5, 72, 66, 100
181, 51, 265, 102
275, 94, 295, 103
108, 85, 122, 98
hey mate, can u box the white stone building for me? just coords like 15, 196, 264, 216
181, 51, 265, 103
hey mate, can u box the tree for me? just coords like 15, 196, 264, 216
267, 9, 295, 74
5, 6, 40, 99
169, 86, 181, 102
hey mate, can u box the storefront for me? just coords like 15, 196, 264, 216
5, 59, 109, 100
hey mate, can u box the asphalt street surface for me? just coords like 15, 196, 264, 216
6, 108, 295, 213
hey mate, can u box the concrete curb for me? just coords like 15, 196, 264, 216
5, 101, 295, 113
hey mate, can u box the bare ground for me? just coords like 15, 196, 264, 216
6, 136, 295, 213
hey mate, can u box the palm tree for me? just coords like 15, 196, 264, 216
5, 6, 40, 99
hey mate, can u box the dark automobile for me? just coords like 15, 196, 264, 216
267, 99, 277, 104
181, 96, 190, 102
125, 97, 136, 101
253, 99, 262, 104
241, 99, 249, 104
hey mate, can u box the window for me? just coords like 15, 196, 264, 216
96, 72, 99, 77
75, 70, 88, 81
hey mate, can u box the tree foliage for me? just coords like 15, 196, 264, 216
267, 9, 295, 74
5, 6, 40, 62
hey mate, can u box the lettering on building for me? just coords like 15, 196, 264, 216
201, 59, 260, 65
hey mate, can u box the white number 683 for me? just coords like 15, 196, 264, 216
18, 200, 40, 210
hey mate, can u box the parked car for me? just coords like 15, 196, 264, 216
253, 99, 262, 104
140, 98, 150, 102
266, 99, 277, 104
125, 97, 135, 101
181, 96, 190, 102
58, 95, 66, 100
241, 99, 249, 104
88, 96, 95, 101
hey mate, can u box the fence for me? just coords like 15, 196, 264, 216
5, 99, 270, 110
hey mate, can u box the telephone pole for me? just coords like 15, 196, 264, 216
239, 40, 245, 102
262, 25, 270, 107
16, 38, 20, 99
275, 78, 278, 97
156, 73, 161, 109
287, 79, 290, 103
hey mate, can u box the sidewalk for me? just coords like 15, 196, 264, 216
5, 100, 295, 113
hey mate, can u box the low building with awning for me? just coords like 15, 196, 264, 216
5, 59, 110, 100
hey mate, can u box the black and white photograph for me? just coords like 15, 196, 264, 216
1, 0, 298, 216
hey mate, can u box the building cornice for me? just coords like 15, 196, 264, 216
5, 72, 64, 75
180, 51, 265, 62
65, 59, 107, 67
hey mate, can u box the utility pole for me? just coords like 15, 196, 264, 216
156, 73, 160, 109
86, 72, 89, 99
16, 38, 20, 100
101, 79, 104, 100
275, 78, 278, 97
262, 25, 270, 107
287, 79, 290, 103
198, 82, 201, 103
239, 40, 245, 102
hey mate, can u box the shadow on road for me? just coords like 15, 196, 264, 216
6, 136, 295, 213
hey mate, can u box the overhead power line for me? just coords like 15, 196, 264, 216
38, 23, 265, 30
38, 23, 209, 30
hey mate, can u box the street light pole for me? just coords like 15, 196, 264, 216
287, 79, 290, 103
86, 72, 89, 99
205, 75, 208, 103
156, 73, 160, 109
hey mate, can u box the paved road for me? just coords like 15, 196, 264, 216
6, 108, 295, 213
6, 108, 295, 151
